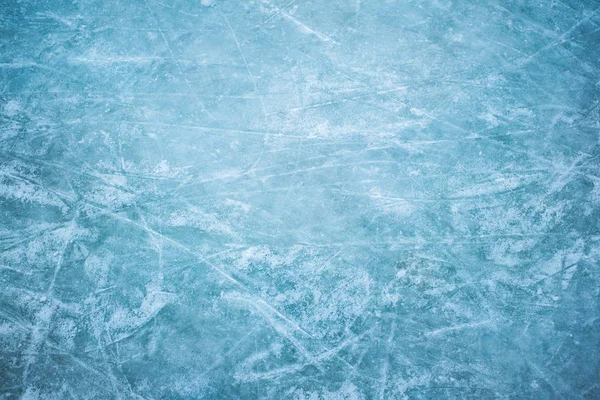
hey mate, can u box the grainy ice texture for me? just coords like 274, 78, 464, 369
0, 0, 599, 398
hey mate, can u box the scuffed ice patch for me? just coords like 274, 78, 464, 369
0, 0, 599, 398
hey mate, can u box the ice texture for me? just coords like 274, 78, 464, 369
1, 0, 599, 399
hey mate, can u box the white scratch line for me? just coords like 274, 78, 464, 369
261, 0, 337, 44
222, 13, 267, 116
424, 320, 491, 337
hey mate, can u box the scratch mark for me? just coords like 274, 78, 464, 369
222, 13, 267, 117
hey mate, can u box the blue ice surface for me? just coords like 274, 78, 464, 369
0, 0, 599, 398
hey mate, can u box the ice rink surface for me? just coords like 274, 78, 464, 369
0, 0, 599, 398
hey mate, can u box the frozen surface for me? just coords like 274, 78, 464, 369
1, 0, 600, 398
